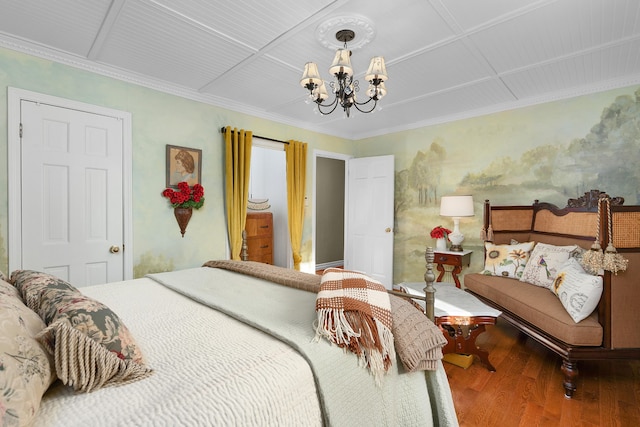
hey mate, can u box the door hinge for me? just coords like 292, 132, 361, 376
19, 123, 23, 138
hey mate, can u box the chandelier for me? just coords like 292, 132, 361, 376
300, 29, 388, 117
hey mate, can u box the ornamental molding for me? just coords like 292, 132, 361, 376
315, 15, 376, 51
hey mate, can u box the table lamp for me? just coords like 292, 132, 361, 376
440, 195, 475, 251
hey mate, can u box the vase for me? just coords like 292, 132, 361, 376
174, 207, 193, 237
436, 237, 448, 251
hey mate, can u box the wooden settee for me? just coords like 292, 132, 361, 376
463, 190, 640, 397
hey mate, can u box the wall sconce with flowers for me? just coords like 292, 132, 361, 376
162, 182, 205, 237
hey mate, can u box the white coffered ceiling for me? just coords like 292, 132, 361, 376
1, 0, 639, 140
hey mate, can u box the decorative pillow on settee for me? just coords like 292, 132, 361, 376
481, 241, 535, 279
10, 270, 153, 392
0, 279, 56, 427
520, 243, 579, 288
551, 258, 603, 323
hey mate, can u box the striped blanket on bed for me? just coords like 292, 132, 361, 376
314, 268, 395, 383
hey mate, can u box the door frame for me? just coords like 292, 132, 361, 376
312, 149, 351, 274
7, 87, 134, 280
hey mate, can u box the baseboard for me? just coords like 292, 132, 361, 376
316, 260, 344, 271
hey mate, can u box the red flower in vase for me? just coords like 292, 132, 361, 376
430, 225, 452, 240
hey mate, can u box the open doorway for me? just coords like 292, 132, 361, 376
249, 139, 291, 268
313, 151, 350, 273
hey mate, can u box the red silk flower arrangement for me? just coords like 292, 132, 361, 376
162, 182, 205, 209
430, 225, 452, 240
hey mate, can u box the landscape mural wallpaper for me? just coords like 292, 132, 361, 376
360, 86, 640, 284
0, 45, 639, 286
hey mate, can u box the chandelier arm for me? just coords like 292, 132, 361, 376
316, 96, 340, 115
352, 98, 378, 114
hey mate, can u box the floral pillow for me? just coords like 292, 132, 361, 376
0, 280, 56, 427
36, 288, 152, 392
481, 241, 535, 279
551, 258, 603, 323
520, 243, 579, 288
10, 270, 79, 312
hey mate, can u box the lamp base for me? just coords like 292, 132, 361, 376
449, 244, 464, 252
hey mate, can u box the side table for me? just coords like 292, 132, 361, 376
397, 282, 502, 371
433, 249, 472, 288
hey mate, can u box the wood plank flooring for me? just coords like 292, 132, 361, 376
444, 320, 640, 427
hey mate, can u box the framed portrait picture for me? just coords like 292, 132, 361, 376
166, 145, 202, 188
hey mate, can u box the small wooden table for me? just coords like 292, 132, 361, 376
433, 250, 472, 288
399, 282, 501, 371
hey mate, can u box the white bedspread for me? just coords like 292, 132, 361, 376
35, 277, 322, 426
35, 267, 458, 426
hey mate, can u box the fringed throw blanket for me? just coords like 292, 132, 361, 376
315, 268, 395, 383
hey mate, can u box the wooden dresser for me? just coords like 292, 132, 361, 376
245, 212, 273, 264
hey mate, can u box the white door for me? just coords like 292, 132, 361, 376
18, 99, 125, 286
345, 155, 395, 288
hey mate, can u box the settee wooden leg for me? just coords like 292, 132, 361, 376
561, 359, 578, 398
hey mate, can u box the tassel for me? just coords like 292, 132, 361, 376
603, 244, 628, 275
481, 208, 494, 242
601, 198, 628, 275
581, 242, 604, 274
581, 197, 605, 274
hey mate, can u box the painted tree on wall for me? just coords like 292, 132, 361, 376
394, 169, 411, 232
459, 90, 640, 205
409, 140, 446, 205
565, 89, 640, 203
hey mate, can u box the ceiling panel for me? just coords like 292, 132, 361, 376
503, 38, 640, 99
0, 0, 110, 56
97, 0, 254, 88
205, 56, 303, 111
151, 0, 336, 50
382, 40, 493, 105
470, 0, 640, 73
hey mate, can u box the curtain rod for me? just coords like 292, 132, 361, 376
220, 127, 288, 144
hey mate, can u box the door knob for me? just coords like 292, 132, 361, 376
109, 245, 120, 253
385, 227, 392, 233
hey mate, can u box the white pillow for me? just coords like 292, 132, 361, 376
551, 258, 603, 323
520, 243, 578, 288
481, 241, 535, 279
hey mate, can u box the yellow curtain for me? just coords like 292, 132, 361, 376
285, 140, 307, 270
224, 126, 252, 260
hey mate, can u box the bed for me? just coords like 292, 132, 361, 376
1, 255, 458, 426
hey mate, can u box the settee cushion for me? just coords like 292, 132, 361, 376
464, 273, 602, 346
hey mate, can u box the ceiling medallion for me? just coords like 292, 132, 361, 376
315, 15, 376, 50
300, 16, 387, 117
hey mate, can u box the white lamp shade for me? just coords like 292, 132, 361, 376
314, 80, 329, 101
365, 56, 388, 82
300, 62, 322, 87
440, 195, 474, 217
328, 48, 353, 77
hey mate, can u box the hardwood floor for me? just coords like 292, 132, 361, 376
444, 320, 640, 427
